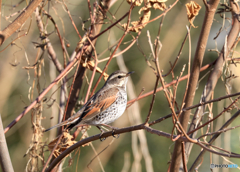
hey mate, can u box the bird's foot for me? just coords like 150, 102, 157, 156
99, 134, 106, 141
111, 127, 120, 139
98, 127, 106, 141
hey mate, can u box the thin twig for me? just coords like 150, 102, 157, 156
149, 91, 240, 126
187, 95, 240, 135
127, 61, 215, 105
85, 36, 98, 102
163, 25, 191, 77
4, 51, 83, 133
91, 11, 130, 41
98, 32, 141, 63
144, 31, 160, 124
126, 88, 145, 109
62, 1, 82, 39
198, 124, 240, 140
43, 11, 69, 66
171, 26, 192, 138
91, 4, 134, 95
87, 138, 115, 171
35, 7, 63, 72
41, 133, 64, 172
189, 109, 240, 171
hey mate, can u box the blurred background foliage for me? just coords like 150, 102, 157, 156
0, 0, 240, 171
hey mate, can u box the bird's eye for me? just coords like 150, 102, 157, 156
118, 75, 121, 79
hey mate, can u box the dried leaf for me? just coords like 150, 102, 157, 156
185, 1, 201, 28
122, 9, 151, 32
48, 132, 77, 157
139, 0, 167, 13
123, 0, 168, 32
151, 2, 167, 11
126, 0, 143, 6
81, 60, 109, 81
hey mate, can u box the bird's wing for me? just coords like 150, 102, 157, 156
44, 88, 119, 132
80, 87, 119, 121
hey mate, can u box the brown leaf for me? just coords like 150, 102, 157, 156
48, 132, 77, 157
122, 9, 151, 32
139, 0, 167, 13
151, 2, 167, 11
185, 1, 201, 28
81, 60, 109, 81
126, 0, 143, 6
123, 0, 168, 32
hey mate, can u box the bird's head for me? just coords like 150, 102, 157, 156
105, 70, 134, 89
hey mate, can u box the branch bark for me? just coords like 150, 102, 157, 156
0, 0, 42, 45
185, 0, 240, 164
65, 0, 116, 120
170, 0, 221, 171
4, 51, 82, 133
0, 115, 14, 172
189, 109, 240, 171
46, 121, 240, 172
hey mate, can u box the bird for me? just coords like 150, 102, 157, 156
44, 70, 134, 140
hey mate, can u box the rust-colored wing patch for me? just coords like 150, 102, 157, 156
81, 88, 119, 121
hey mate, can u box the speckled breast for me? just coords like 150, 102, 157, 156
90, 88, 127, 125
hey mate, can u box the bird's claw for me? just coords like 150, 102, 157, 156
99, 132, 106, 141
112, 128, 120, 139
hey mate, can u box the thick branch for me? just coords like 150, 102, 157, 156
65, 0, 116, 120
0, 0, 42, 45
170, 0, 220, 171
46, 121, 240, 171
185, 0, 240, 163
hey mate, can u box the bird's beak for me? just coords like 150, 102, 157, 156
126, 71, 134, 76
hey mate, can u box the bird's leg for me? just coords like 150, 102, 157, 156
112, 129, 120, 139
100, 124, 120, 139
96, 126, 106, 141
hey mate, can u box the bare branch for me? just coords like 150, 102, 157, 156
0, 115, 14, 172
170, 0, 221, 170
185, 0, 240, 163
0, 0, 42, 45
189, 109, 240, 171
4, 51, 83, 133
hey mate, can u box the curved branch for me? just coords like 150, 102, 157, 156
46, 121, 240, 171
0, 0, 42, 46
46, 124, 145, 172
189, 109, 240, 171
4, 51, 83, 133
170, 0, 221, 170
185, 0, 240, 163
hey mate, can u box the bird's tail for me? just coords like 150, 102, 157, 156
44, 121, 69, 132
44, 109, 84, 132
